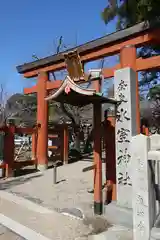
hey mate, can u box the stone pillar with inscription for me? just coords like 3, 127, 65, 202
150, 134, 160, 151
114, 67, 137, 208
150, 133, 160, 216
132, 134, 156, 240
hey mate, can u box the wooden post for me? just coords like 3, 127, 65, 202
141, 125, 149, 136
4, 125, 15, 177
31, 132, 37, 161
59, 128, 63, 163
63, 125, 69, 164
92, 75, 103, 214
93, 79, 101, 93
53, 163, 57, 184
93, 102, 102, 214
120, 45, 140, 134
105, 114, 116, 203
37, 72, 48, 171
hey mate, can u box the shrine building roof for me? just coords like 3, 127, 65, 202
45, 76, 117, 106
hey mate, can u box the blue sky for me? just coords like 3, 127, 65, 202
0, 0, 116, 96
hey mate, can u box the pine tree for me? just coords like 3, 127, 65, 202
101, 0, 160, 100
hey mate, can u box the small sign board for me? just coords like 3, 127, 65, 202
64, 50, 85, 82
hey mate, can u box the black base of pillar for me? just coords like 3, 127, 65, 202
94, 201, 103, 215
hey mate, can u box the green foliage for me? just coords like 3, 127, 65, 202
102, 0, 160, 130
102, 0, 160, 29
148, 84, 160, 100
102, 0, 160, 99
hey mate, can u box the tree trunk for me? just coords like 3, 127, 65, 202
74, 133, 80, 152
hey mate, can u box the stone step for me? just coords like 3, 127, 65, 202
77, 225, 133, 240
104, 201, 133, 229
0, 191, 93, 240
0, 214, 50, 240
0, 224, 25, 240
151, 227, 160, 240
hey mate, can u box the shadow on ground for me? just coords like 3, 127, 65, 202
14, 168, 38, 177
0, 172, 42, 190
9, 190, 44, 205
0, 151, 105, 191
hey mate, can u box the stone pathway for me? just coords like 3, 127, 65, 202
0, 224, 25, 239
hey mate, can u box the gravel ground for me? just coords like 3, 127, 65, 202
0, 161, 133, 240
0, 224, 25, 239
4, 161, 106, 216
0, 197, 109, 240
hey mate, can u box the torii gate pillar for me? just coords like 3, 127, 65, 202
120, 45, 140, 133
93, 77, 103, 214
36, 72, 48, 171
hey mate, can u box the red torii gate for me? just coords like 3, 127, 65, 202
16, 21, 160, 214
